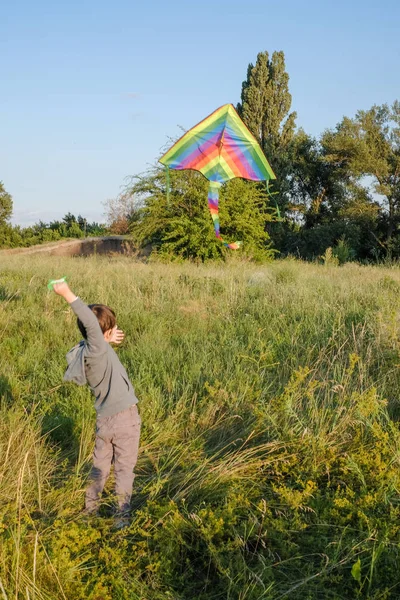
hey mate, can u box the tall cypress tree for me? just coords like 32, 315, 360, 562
238, 51, 296, 159
237, 51, 297, 217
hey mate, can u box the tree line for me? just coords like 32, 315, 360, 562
2, 50, 399, 261
0, 200, 106, 248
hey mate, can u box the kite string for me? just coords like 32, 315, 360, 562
165, 166, 171, 206
266, 180, 281, 220
207, 182, 241, 250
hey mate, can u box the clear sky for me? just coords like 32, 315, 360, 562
1, 0, 399, 225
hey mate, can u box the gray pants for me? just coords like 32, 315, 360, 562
85, 404, 141, 514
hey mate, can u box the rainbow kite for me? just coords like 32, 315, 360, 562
159, 104, 276, 249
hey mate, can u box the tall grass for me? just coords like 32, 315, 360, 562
1, 255, 400, 598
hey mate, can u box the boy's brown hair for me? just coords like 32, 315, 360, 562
77, 304, 116, 339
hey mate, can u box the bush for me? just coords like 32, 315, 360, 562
127, 167, 276, 261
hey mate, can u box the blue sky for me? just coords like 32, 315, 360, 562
1, 0, 399, 225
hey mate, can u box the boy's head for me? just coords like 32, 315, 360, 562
77, 304, 116, 340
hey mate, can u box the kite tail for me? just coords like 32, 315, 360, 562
207, 182, 241, 250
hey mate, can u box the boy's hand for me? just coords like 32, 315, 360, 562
52, 281, 70, 296
52, 281, 78, 304
108, 327, 125, 345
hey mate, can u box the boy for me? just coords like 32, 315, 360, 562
52, 281, 141, 520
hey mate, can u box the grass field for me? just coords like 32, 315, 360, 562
1, 255, 400, 599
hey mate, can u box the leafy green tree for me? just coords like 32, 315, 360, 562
322, 102, 400, 251
62, 212, 77, 228
85, 221, 106, 235
0, 182, 13, 224
0, 223, 23, 248
288, 131, 344, 224
273, 128, 380, 260
77, 215, 87, 234
124, 167, 276, 261
67, 221, 84, 238
295, 133, 377, 215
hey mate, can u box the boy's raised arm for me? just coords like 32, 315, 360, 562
52, 281, 78, 304
52, 281, 107, 356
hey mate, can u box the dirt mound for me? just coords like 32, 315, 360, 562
0, 236, 144, 257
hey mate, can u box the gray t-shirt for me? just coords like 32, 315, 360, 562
64, 298, 139, 418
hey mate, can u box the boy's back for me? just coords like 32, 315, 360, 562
65, 298, 139, 417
